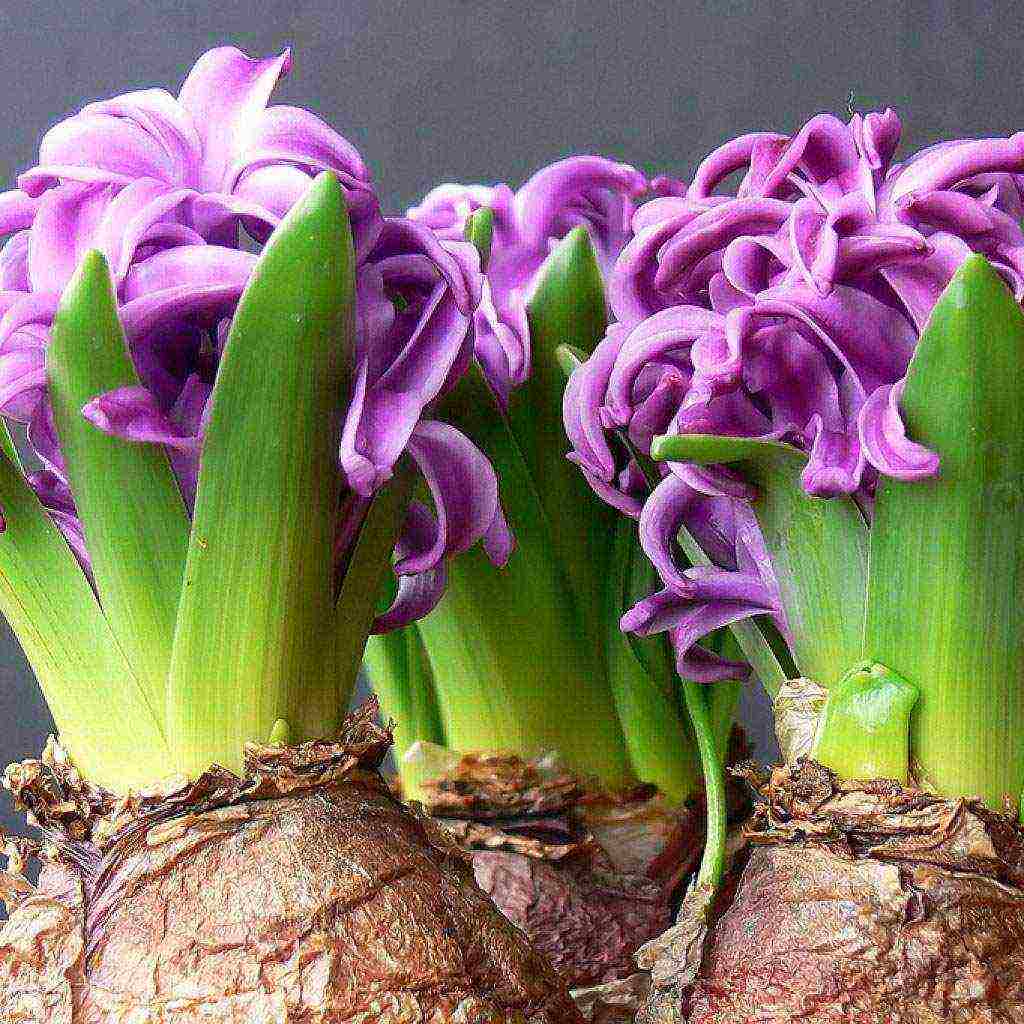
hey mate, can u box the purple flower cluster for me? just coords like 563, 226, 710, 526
0, 47, 506, 629
409, 156, 646, 406
565, 109, 1024, 674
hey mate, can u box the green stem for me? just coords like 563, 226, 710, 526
682, 677, 727, 895
707, 630, 744, 762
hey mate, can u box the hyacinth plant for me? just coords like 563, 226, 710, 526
366, 158, 743, 808
565, 109, 1024, 1020
0, 47, 513, 786
0, 50, 586, 1022
361, 160, 753, 991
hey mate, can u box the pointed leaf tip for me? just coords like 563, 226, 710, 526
464, 207, 494, 270
59, 250, 116, 317
650, 432, 801, 466
77, 248, 112, 280
555, 344, 586, 381
530, 223, 604, 314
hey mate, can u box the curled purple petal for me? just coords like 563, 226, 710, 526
0, 346, 46, 419
177, 46, 291, 191
372, 563, 447, 633
621, 572, 777, 663
482, 505, 515, 567
638, 474, 703, 592
801, 416, 865, 497
401, 420, 500, 571
81, 385, 201, 450
886, 134, 1024, 205
0, 191, 40, 235
674, 640, 750, 683
372, 501, 448, 633
858, 380, 939, 480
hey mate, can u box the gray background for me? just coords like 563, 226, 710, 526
0, 0, 1022, 839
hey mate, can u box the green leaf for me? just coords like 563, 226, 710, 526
606, 518, 702, 802
426, 363, 633, 785
653, 433, 868, 689
421, 239, 635, 787
812, 661, 918, 783
48, 251, 190, 713
864, 255, 1024, 811
650, 433, 798, 466
464, 207, 494, 271
167, 173, 355, 777
516, 227, 616, 621
0, 448, 170, 790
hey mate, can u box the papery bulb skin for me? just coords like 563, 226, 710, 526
415, 748, 750, 1001
0, 705, 584, 1024
638, 762, 1024, 1024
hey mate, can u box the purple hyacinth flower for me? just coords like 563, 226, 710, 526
409, 155, 646, 405
566, 107, 1024, 668
607, 110, 1024, 499
0, 48, 506, 625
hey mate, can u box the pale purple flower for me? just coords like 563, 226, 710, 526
409, 156, 646, 405
0, 48, 505, 627
606, 110, 1024, 497
566, 108, 1024, 668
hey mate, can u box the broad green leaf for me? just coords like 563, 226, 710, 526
167, 173, 355, 777
49, 252, 189, 712
424, 362, 633, 786
607, 517, 702, 802
516, 227, 617, 622
864, 256, 1024, 811
0, 448, 170, 789
653, 433, 868, 689
812, 662, 918, 783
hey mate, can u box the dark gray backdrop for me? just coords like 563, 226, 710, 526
1, 0, 1022, 839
